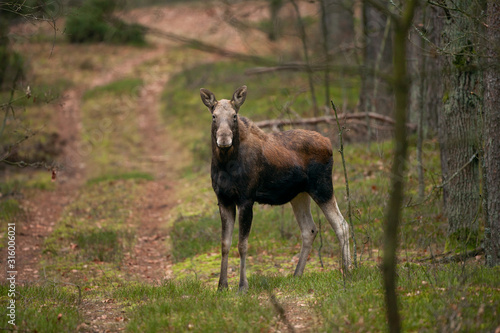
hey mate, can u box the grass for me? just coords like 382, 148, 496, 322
80, 78, 147, 178
82, 77, 143, 100
0, 282, 81, 332
117, 279, 277, 332
43, 179, 142, 267
112, 263, 499, 332
86, 171, 154, 185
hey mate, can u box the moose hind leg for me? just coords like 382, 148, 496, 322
291, 192, 318, 276
317, 197, 352, 270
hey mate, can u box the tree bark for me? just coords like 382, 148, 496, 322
440, 0, 484, 251
484, 1, 500, 267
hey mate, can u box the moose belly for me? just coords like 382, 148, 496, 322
254, 165, 308, 205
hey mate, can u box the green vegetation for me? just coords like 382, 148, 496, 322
0, 77, 70, 167
80, 78, 147, 178
65, 0, 146, 45
114, 264, 499, 332
117, 279, 277, 332
86, 171, 154, 185
82, 77, 143, 100
0, 282, 81, 332
43, 179, 141, 266
0, 198, 21, 221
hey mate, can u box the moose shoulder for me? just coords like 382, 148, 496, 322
200, 85, 351, 291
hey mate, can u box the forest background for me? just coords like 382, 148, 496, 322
0, 0, 499, 332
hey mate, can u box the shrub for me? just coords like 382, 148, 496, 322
65, 0, 146, 45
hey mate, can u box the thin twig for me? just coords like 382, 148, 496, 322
332, 101, 357, 269
406, 152, 478, 208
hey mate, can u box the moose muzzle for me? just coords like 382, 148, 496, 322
216, 123, 233, 148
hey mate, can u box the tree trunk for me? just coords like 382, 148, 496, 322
383, 2, 418, 332
484, 1, 500, 267
0, 11, 10, 88
424, 5, 442, 135
440, 0, 484, 251
364, 3, 393, 116
322, 0, 354, 51
267, 0, 283, 41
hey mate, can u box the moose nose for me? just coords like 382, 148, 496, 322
216, 121, 233, 148
217, 135, 232, 148
216, 127, 233, 148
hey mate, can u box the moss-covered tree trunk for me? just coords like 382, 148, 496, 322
484, 1, 500, 267
440, 0, 485, 251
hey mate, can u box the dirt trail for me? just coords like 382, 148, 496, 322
120, 50, 178, 283
4, 43, 175, 283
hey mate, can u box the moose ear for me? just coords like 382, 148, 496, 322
231, 85, 247, 110
200, 88, 217, 110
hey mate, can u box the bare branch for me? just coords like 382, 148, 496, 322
254, 112, 417, 131
147, 27, 275, 66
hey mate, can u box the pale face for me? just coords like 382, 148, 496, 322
212, 99, 238, 149
200, 86, 247, 149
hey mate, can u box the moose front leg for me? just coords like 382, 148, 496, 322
237, 202, 254, 292
218, 203, 236, 291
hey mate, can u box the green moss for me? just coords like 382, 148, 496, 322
452, 41, 476, 71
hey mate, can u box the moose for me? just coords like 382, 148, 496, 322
200, 85, 351, 291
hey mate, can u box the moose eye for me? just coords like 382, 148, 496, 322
233, 114, 237, 122
212, 114, 216, 122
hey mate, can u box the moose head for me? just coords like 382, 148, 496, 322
200, 86, 247, 150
